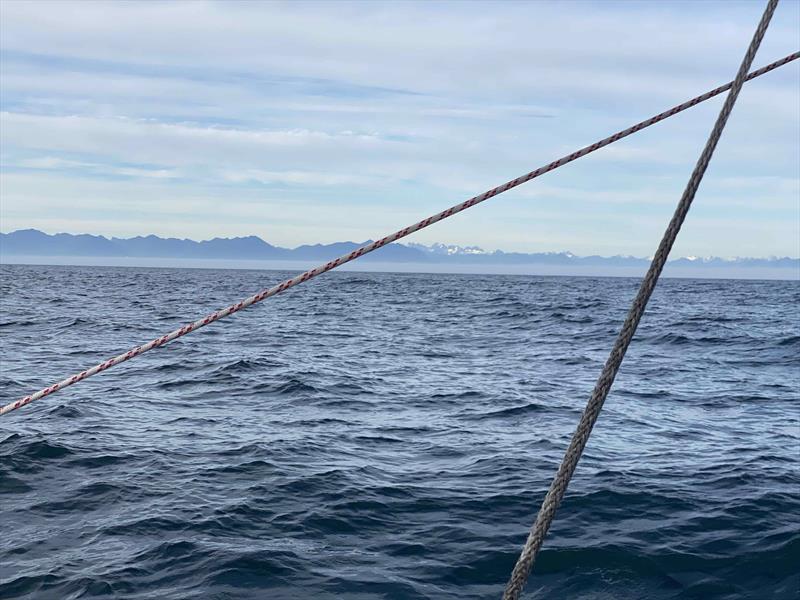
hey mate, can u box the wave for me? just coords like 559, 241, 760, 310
2, 266, 798, 600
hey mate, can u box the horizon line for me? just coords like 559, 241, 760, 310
2, 228, 799, 262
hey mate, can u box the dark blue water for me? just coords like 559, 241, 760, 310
1, 264, 798, 599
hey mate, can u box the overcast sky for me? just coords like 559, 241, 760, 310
1, 0, 798, 258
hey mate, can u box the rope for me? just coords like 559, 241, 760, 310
502, 1, 779, 598
1, 48, 797, 417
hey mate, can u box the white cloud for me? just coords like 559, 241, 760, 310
221, 169, 377, 187
2, 0, 797, 101
0, 0, 797, 257
0, 112, 397, 168
12, 156, 180, 179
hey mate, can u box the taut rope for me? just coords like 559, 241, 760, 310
1, 48, 796, 416
502, 1, 779, 597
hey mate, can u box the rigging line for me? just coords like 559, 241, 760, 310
1, 47, 797, 417
502, 1, 779, 598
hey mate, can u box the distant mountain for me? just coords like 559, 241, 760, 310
1, 229, 798, 273
408, 242, 488, 256
0, 229, 430, 263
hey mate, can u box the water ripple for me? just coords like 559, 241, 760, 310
1, 265, 798, 599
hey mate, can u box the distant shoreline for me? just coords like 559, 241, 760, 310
2, 255, 798, 281
2, 229, 798, 281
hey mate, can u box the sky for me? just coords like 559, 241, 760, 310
0, 0, 798, 259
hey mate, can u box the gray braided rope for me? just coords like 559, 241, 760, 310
502, 1, 779, 597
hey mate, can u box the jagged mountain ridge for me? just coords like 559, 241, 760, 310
1, 229, 797, 269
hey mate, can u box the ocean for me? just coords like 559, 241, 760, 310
1, 264, 798, 599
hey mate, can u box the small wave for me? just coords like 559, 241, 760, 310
203, 550, 299, 586
647, 332, 735, 346
340, 278, 378, 287
0, 473, 33, 494
0, 376, 28, 391
421, 351, 456, 358
547, 310, 594, 323
47, 404, 83, 418
68, 452, 137, 469
288, 417, 352, 427
132, 540, 211, 565
165, 416, 220, 426
431, 390, 483, 400
253, 379, 320, 395
217, 443, 264, 457
102, 515, 190, 537
0, 320, 37, 328
469, 402, 548, 419
213, 358, 281, 374
352, 435, 404, 444
316, 398, 374, 409
30, 481, 136, 514
157, 378, 199, 390
1, 438, 74, 461
555, 355, 594, 365
152, 361, 190, 373
196, 459, 278, 478
56, 317, 93, 329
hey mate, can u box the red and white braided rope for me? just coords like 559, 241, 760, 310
2, 51, 797, 416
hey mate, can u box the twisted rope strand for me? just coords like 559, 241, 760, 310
502, 1, 779, 598
2, 47, 796, 417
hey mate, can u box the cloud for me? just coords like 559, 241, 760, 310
12, 156, 180, 179
2, 1, 797, 101
0, 0, 797, 257
0, 112, 398, 169
221, 169, 378, 187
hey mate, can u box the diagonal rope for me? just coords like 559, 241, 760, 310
502, 1, 780, 598
1, 48, 797, 417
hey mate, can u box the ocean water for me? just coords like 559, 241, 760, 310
0, 263, 798, 600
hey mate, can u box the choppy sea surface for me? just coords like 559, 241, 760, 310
1, 264, 798, 600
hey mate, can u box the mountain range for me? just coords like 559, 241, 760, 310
1, 229, 798, 274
